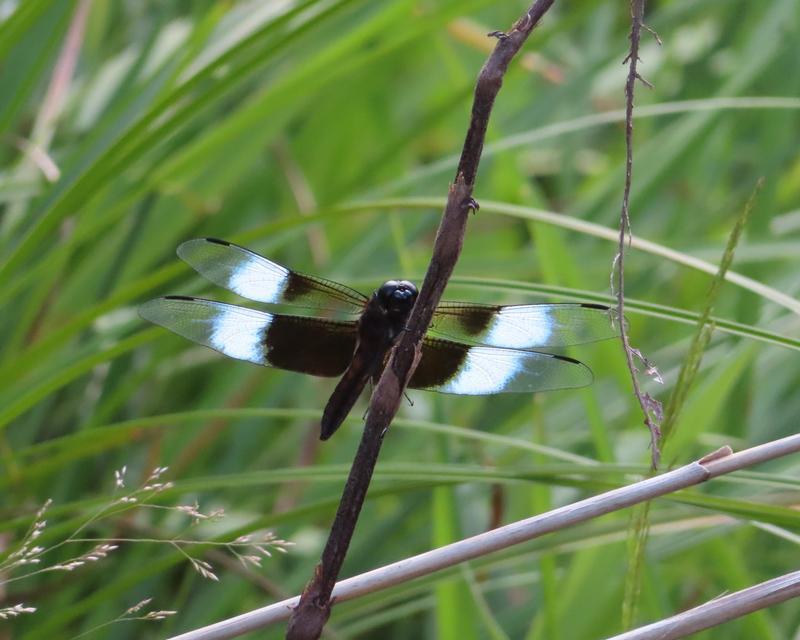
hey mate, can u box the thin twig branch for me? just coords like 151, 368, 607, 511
285, 3, 556, 638
615, 0, 662, 468
607, 569, 800, 640
167, 434, 800, 640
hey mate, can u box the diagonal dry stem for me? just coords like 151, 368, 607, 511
286, 3, 557, 638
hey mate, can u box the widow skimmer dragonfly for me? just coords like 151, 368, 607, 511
140, 238, 617, 440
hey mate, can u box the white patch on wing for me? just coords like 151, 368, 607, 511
439, 347, 522, 395
483, 306, 552, 348
227, 258, 288, 303
209, 305, 271, 364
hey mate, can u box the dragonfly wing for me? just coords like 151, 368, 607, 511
177, 238, 368, 312
430, 302, 617, 348
139, 296, 357, 377
410, 338, 593, 395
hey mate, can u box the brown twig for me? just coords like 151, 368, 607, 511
614, 0, 662, 469
285, 3, 556, 638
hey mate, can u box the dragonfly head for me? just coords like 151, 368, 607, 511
376, 280, 418, 316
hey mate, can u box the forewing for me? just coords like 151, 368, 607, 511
139, 296, 357, 377
410, 338, 593, 395
430, 302, 617, 348
177, 238, 367, 312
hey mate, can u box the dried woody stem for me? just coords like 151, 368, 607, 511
615, 0, 662, 469
608, 569, 800, 640
286, 2, 556, 638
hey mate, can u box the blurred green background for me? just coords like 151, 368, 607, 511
1, 1, 799, 638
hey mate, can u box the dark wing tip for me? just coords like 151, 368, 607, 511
163, 295, 196, 301
204, 237, 231, 246
551, 353, 583, 366
551, 353, 595, 386
580, 302, 611, 311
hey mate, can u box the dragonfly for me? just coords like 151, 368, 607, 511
140, 238, 617, 440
